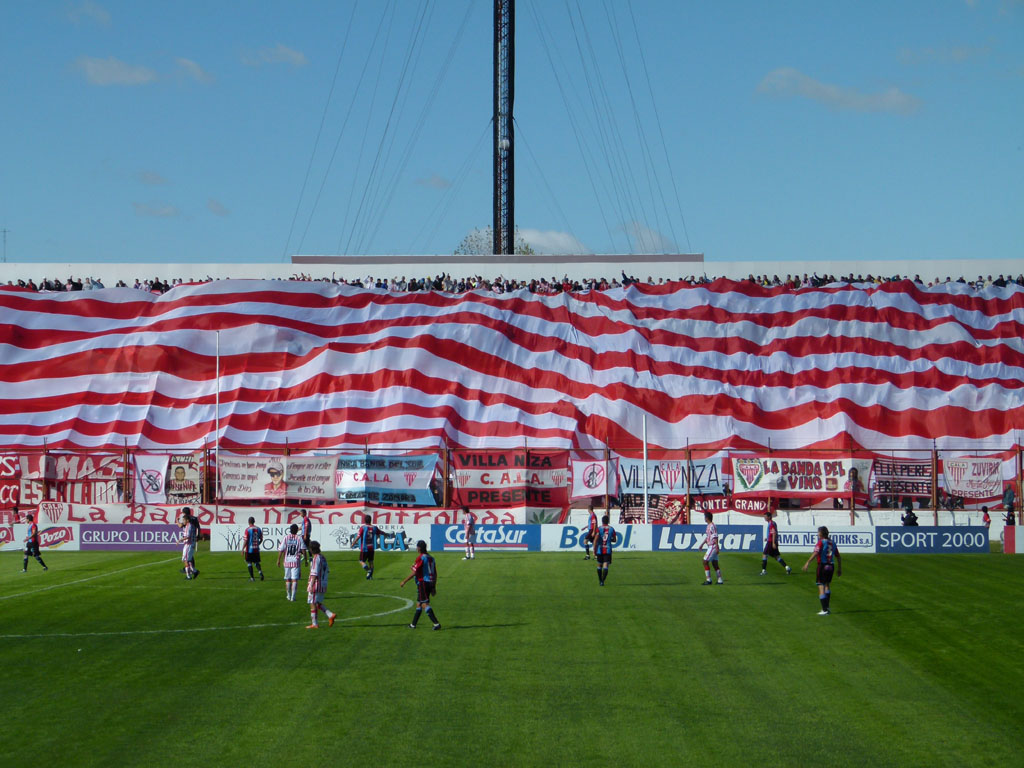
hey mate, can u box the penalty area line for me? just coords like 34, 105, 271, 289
0, 591, 414, 639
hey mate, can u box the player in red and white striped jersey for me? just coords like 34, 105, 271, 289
306, 541, 336, 629
700, 512, 723, 585
276, 523, 305, 601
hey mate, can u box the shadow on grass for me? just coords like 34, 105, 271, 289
832, 608, 914, 615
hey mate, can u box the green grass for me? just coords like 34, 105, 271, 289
1, 547, 1022, 767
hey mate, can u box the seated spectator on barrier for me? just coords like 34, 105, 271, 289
1002, 484, 1015, 515
1005, 508, 1016, 527
901, 504, 919, 526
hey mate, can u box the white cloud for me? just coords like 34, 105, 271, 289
75, 56, 157, 86
176, 57, 214, 83
66, 1, 111, 26
137, 170, 167, 186
133, 202, 180, 218
901, 44, 990, 64
757, 67, 921, 115
207, 198, 230, 217
242, 43, 308, 68
416, 174, 452, 190
518, 228, 588, 255
624, 222, 677, 254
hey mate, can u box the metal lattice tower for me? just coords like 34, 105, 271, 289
492, 0, 515, 255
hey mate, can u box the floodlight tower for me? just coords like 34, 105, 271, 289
493, 0, 514, 255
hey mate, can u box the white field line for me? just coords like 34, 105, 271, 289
0, 557, 178, 602
0, 592, 413, 639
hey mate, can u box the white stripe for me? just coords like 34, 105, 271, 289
0, 592, 413, 639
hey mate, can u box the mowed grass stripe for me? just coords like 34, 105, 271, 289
0, 549, 1021, 767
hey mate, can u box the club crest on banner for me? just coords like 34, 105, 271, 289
735, 459, 764, 490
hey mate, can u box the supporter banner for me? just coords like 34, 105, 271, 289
217, 455, 338, 500
432, 524, 541, 552
691, 496, 775, 516
650, 525, 762, 552
540, 524, 650, 552
80, 524, 180, 551
451, 451, 569, 508
335, 454, 437, 505
731, 455, 872, 497
870, 457, 933, 499
166, 453, 202, 505
16, 502, 530, 527
133, 454, 169, 505
570, 458, 618, 500
0, 524, 80, 552
19, 454, 121, 506
775, 527, 876, 553
0, 455, 19, 510
875, 526, 989, 554
942, 457, 1002, 501
616, 457, 724, 495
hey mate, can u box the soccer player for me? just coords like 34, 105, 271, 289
242, 516, 264, 581
700, 511, 723, 585
354, 514, 386, 579
400, 539, 441, 630
593, 514, 617, 586
306, 541, 337, 629
583, 502, 598, 560
179, 507, 200, 580
982, 506, 991, 531
760, 512, 792, 575
462, 505, 477, 560
802, 526, 841, 615
300, 510, 312, 565
21, 513, 47, 573
276, 523, 304, 601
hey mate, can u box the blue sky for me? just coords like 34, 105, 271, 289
1, 0, 1021, 264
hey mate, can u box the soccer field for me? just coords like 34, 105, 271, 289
1, 548, 1022, 767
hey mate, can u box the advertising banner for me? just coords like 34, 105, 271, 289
775, 527, 876, 553
650, 525, 763, 552
79, 524, 180, 551
875, 526, 989, 554
870, 457, 933, 500
209, 523, 434, 553
570, 457, 618, 500
0, 524, 80, 552
942, 457, 1002, 501
166, 453, 203, 505
451, 451, 569, 508
335, 454, 438, 505
730, 455, 872, 498
432, 524, 541, 552
133, 454, 169, 505
540, 524, 650, 552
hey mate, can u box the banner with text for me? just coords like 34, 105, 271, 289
869, 457, 933, 500
0, 523, 80, 552
335, 453, 438, 505
218, 455, 337, 501
730, 455, 872, 498
616, 456, 724, 496
451, 451, 569, 508
166, 453, 203, 505
941, 457, 1002, 501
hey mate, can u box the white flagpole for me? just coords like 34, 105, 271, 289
215, 330, 221, 501
642, 413, 649, 524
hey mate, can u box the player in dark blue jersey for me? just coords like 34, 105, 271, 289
593, 515, 617, 586
353, 514, 386, 579
242, 516, 264, 581
802, 526, 842, 615
400, 540, 440, 630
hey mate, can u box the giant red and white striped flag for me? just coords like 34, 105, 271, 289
1, 278, 1021, 452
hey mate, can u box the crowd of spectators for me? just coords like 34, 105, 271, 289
6, 270, 1024, 295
